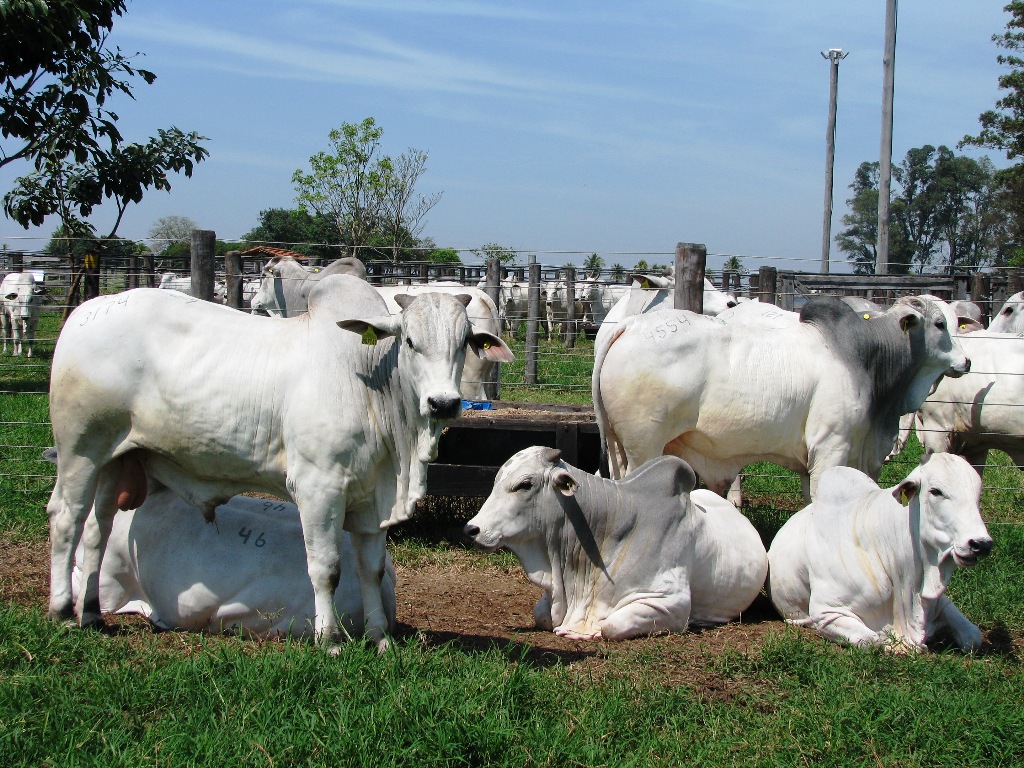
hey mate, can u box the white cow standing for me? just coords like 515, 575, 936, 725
69, 486, 397, 638
594, 296, 970, 500
47, 275, 514, 651
914, 329, 1024, 471
1, 271, 44, 357
768, 454, 993, 652
249, 255, 367, 316
464, 447, 767, 640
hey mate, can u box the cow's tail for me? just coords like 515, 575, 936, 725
592, 322, 629, 479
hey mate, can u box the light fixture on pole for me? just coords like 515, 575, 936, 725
820, 48, 848, 275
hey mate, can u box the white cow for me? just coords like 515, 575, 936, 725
464, 447, 767, 640
375, 282, 503, 401
158, 272, 227, 303
47, 275, 513, 651
72, 489, 397, 638
1, 271, 44, 357
914, 329, 1024, 470
987, 291, 1024, 333
250, 255, 367, 316
594, 295, 970, 500
768, 454, 992, 651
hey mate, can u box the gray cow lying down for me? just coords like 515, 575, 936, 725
72, 490, 397, 638
464, 447, 768, 640
767, 453, 993, 652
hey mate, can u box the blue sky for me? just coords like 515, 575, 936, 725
0, 0, 1013, 271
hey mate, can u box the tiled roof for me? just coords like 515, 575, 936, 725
238, 246, 308, 260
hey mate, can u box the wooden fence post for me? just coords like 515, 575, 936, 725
971, 272, 992, 326
83, 249, 100, 301
674, 242, 706, 312
779, 272, 796, 312
224, 250, 243, 309
565, 266, 577, 349
483, 256, 502, 400
525, 256, 540, 385
190, 230, 216, 302
758, 266, 778, 306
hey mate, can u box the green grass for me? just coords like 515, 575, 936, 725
3, 314, 1024, 767
1, 605, 1023, 767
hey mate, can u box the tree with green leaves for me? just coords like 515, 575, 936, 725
242, 207, 339, 261
836, 148, 996, 274
292, 118, 441, 262
147, 215, 198, 256
723, 255, 743, 274
1, 1, 208, 238
961, 1, 1024, 261
583, 253, 604, 278
471, 243, 519, 265
610, 263, 626, 282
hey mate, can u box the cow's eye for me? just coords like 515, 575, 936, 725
406, 337, 415, 350
513, 479, 533, 492
935, 319, 946, 330
929, 487, 944, 498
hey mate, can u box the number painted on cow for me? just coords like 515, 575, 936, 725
239, 527, 267, 547
77, 294, 130, 326
641, 315, 687, 343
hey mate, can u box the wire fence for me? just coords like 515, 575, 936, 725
2, 240, 1023, 521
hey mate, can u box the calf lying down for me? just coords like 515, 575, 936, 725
68, 484, 396, 639
464, 447, 767, 640
768, 453, 992, 652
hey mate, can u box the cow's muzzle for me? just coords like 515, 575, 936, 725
954, 536, 993, 566
428, 395, 461, 419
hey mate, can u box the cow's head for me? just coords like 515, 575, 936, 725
464, 446, 575, 552
250, 256, 300, 317
893, 452, 992, 569
338, 291, 513, 421
988, 290, 1024, 334
4, 274, 43, 318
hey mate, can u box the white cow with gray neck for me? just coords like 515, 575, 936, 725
464, 447, 767, 640
768, 454, 992, 652
249, 255, 367, 317
594, 295, 970, 500
47, 274, 513, 651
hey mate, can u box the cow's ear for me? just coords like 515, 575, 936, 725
454, 294, 472, 308
893, 477, 920, 506
5, 293, 17, 300
552, 470, 579, 497
337, 315, 402, 343
898, 309, 921, 334
468, 331, 515, 362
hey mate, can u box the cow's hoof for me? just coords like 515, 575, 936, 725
47, 607, 76, 626
80, 612, 106, 630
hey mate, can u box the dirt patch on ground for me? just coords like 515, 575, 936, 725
3, 535, 1019, 689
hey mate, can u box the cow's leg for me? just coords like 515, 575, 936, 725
348, 529, 390, 653
805, 595, 886, 648
600, 588, 692, 641
11, 317, 23, 356
295, 492, 347, 652
0, 310, 8, 353
929, 595, 983, 652
726, 476, 742, 506
48, 459, 101, 624
533, 591, 554, 631
74, 466, 119, 627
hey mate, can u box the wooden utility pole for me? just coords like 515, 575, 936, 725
673, 242, 706, 312
876, 0, 898, 275
190, 230, 217, 302
820, 48, 848, 275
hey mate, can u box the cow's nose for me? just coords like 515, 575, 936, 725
428, 396, 460, 419
969, 537, 993, 557
962, 358, 972, 373
726, 301, 737, 308
463, 523, 480, 539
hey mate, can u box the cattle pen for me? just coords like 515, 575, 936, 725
2, 237, 1024, 766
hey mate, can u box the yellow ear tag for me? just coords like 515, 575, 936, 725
863, 313, 871, 320
314, 268, 320, 273
361, 327, 378, 346
483, 341, 491, 350
900, 490, 908, 505
642, 279, 650, 289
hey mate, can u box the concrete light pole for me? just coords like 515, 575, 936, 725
876, 0, 898, 275
820, 48, 848, 275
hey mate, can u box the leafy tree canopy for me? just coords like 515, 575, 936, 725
1, 0, 208, 239
471, 243, 519, 265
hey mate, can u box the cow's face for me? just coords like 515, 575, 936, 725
464, 447, 574, 551
4, 276, 42, 318
342, 292, 513, 421
898, 296, 971, 379
989, 291, 1024, 334
250, 257, 294, 316
894, 453, 992, 567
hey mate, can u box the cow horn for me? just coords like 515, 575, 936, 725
541, 448, 562, 465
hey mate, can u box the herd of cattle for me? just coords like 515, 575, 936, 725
4, 253, 1022, 654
